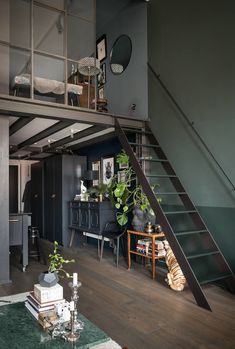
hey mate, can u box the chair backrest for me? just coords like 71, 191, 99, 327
103, 221, 120, 234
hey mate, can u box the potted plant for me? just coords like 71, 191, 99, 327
108, 150, 161, 228
38, 241, 75, 287
88, 183, 109, 202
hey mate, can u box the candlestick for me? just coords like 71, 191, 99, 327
64, 310, 80, 342
67, 280, 84, 331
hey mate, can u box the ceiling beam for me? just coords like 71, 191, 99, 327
9, 116, 35, 136
42, 125, 105, 152
0, 96, 145, 128
69, 131, 117, 151
17, 120, 74, 150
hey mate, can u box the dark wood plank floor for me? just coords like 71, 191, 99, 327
1, 241, 235, 349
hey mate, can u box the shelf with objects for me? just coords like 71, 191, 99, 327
127, 230, 166, 280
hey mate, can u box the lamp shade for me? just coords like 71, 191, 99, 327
78, 57, 100, 76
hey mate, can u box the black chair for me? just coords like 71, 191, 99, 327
99, 221, 126, 267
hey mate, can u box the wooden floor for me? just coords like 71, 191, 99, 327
1, 241, 235, 349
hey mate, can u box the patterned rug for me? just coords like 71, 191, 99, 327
0, 292, 29, 305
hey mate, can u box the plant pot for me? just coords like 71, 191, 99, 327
38, 271, 59, 287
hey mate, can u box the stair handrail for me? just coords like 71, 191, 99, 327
148, 62, 235, 191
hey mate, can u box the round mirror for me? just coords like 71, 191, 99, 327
110, 35, 132, 75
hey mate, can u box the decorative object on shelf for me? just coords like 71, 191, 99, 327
97, 63, 106, 87
96, 34, 107, 63
98, 86, 104, 99
110, 35, 132, 75
97, 98, 108, 113
92, 160, 101, 186
78, 57, 100, 108
145, 221, 154, 234
38, 241, 75, 287
164, 240, 186, 291
102, 156, 114, 185
155, 224, 162, 233
88, 183, 109, 202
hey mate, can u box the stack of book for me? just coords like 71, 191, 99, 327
136, 238, 166, 257
25, 283, 65, 320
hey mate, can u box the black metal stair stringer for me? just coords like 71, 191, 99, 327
115, 118, 212, 311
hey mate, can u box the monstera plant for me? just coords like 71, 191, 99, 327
108, 150, 161, 226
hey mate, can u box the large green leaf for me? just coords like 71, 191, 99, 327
117, 213, 128, 226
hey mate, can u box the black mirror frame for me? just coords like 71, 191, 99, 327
109, 34, 132, 75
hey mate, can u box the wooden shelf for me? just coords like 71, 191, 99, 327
129, 250, 165, 260
127, 230, 165, 280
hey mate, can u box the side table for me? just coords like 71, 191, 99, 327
127, 230, 165, 280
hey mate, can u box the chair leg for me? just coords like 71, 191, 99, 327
69, 229, 75, 248
116, 237, 120, 268
100, 237, 105, 262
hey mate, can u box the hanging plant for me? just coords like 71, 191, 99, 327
108, 151, 161, 226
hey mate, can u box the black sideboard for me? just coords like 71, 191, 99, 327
69, 201, 115, 247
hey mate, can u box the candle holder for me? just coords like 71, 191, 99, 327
63, 310, 80, 342
67, 281, 84, 331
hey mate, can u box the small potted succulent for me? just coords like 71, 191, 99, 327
38, 241, 75, 287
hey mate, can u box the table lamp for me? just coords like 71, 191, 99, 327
78, 57, 100, 108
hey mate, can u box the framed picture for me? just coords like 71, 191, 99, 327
96, 34, 107, 63
118, 170, 131, 187
98, 87, 104, 99
92, 160, 101, 186
97, 63, 106, 87
102, 156, 114, 185
117, 170, 126, 183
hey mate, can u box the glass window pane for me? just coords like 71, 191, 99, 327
10, 0, 30, 48
34, 54, 65, 104
67, 0, 94, 21
67, 15, 95, 61
9, 47, 31, 98
34, 5, 64, 56
0, 44, 10, 95
0, 0, 10, 42
37, 0, 65, 10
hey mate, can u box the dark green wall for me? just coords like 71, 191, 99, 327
148, 0, 235, 271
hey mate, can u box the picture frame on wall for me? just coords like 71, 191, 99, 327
96, 34, 107, 63
97, 63, 106, 87
102, 156, 114, 185
118, 170, 131, 187
92, 160, 101, 186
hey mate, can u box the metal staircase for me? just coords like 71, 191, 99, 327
115, 118, 235, 311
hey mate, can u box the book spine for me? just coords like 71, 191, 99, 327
25, 301, 38, 320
